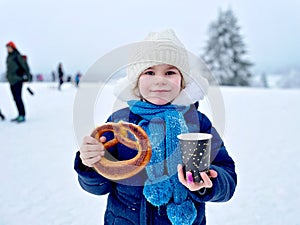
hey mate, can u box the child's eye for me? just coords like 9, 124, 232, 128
144, 71, 155, 75
166, 71, 177, 75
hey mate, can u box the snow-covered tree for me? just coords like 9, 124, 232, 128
202, 8, 253, 86
260, 72, 269, 88
277, 69, 300, 88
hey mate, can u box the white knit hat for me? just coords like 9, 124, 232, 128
114, 29, 209, 105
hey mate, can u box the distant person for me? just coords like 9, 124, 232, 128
58, 63, 64, 90
0, 109, 5, 120
52, 71, 56, 82
37, 74, 44, 82
5, 41, 32, 123
75, 72, 81, 87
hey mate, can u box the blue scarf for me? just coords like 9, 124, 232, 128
128, 100, 197, 225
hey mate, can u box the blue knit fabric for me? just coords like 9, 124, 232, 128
128, 100, 197, 225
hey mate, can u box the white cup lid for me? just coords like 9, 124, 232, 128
177, 133, 213, 141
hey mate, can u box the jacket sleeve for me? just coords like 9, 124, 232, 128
73, 116, 119, 195
74, 151, 113, 195
189, 113, 237, 203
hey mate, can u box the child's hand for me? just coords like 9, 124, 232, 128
177, 164, 218, 191
79, 136, 106, 167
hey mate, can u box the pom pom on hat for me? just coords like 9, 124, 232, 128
6, 41, 17, 49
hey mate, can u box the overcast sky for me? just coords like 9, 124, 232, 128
1, 0, 299, 76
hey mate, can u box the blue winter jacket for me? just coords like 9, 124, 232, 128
74, 103, 237, 225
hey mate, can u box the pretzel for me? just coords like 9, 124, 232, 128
90, 121, 152, 180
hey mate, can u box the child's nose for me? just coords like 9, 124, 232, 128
154, 74, 167, 84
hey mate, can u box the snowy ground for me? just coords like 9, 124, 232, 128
0, 82, 299, 225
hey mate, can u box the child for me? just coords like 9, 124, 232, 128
74, 29, 237, 225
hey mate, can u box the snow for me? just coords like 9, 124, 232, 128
1, 82, 299, 225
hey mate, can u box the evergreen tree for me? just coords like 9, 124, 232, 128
261, 72, 269, 88
202, 8, 253, 86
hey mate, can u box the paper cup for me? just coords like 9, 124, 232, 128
177, 133, 213, 183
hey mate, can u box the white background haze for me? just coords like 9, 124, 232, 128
1, 0, 299, 76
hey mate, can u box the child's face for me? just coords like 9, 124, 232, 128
138, 64, 182, 105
